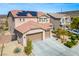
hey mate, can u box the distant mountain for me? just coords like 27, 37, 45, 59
59, 10, 79, 16
0, 15, 7, 18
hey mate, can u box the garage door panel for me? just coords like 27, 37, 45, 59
26, 32, 43, 41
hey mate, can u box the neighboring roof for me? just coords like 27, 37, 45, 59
15, 21, 52, 33
48, 13, 67, 18
9, 10, 49, 18
0, 15, 7, 18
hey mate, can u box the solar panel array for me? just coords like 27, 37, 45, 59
16, 11, 37, 16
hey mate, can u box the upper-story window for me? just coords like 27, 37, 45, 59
38, 17, 48, 23
20, 18, 25, 22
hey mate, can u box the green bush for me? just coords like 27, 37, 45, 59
64, 40, 78, 48
67, 32, 73, 36
69, 35, 77, 41
14, 47, 21, 53
76, 35, 79, 40
24, 38, 32, 55
71, 40, 78, 45
64, 41, 74, 48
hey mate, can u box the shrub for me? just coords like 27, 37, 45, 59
67, 32, 73, 36
69, 35, 77, 41
64, 41, 74, 48
76, 35, 79, 40
14, 47, 21, 53
71, 40, 78, 45
24, 38, 32, 55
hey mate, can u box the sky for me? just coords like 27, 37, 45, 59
0, 3, 79, 14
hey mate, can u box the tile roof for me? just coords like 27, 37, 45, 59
9, 10, 47, 17
49, 13, 67, 18
15, 21, 52, 33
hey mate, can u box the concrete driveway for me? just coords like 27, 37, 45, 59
32, 37, 79, 56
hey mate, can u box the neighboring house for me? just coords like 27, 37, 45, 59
7, 10, 53, 46
60, 16, 71, 30
47, 13, 71, 30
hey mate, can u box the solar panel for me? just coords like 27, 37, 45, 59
16, 11, 37, 16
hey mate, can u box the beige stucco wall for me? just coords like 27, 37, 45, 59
17, 29, 52, 46
22, 29, 45, 46
14, 16, 50, 27
50, 18, 60, 30
50, 29, 52, 38
17, 33, 23, 45
45, 29, 52, 39
14, 18, 37, 27
8, 16, 15, 35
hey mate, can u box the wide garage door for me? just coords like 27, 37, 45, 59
26, 32, 43, 41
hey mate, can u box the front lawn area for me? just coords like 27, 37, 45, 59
64, 34, 79, 48
52, 28, 79, 48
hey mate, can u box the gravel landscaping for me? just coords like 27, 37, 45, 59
0, 41, 26, 56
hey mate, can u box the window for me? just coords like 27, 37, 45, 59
62, 18, 64, 23
23, 18, 25, 21
38, 17, 48, 23
20, 19, 21, 21
20, 18, 25, 22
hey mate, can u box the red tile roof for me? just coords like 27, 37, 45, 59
15, 21, 52, 33
10, 10, 46, 17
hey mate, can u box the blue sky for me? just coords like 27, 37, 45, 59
0, 3, 79, 14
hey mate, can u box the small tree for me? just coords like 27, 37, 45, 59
70, 17, 79, 29
55, 28, 67, 43
24, 38, 32, 55
61, 29, 68, 43
55, 28, 61, 38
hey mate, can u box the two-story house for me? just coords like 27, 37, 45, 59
48, 13, 71, 30
60, 16, 71, 30
8, 10, 53, 46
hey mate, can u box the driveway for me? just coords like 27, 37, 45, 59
32, 37, 79, 56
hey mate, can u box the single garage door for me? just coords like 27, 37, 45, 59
26, 32, 43, 41
45, 30, 50, 39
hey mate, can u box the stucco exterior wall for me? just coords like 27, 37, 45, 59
8, 16, 15, 35
16, 29, 52, 46
45, 30, 50, 39
50, 18, 60, 30
14, 16, 50, 27
16, 31, 23, 45
14, 17, 37, 27
45, 29, 52, 39
22, 29, 45, 46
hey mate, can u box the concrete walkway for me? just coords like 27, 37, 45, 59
32, 37, 79, 56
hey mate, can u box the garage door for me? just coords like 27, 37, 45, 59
26, 32, 43, 41
45, 30, 50, 39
